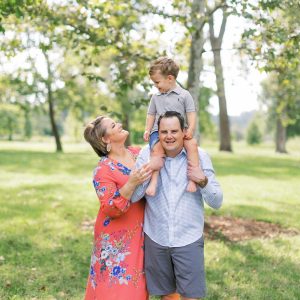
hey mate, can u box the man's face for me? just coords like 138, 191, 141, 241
159, 116, 185, 157
150, 71, 175, 94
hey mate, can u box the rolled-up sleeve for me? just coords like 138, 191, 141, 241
199, 150, 223, 209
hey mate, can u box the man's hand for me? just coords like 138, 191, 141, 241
143, 130, 150, 142
187, 161, 205, 183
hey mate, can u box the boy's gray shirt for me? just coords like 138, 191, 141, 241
147, 85, 196, 134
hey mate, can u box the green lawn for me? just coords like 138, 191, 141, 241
0, 140, 300, 300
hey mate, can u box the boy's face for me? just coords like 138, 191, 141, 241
150, 71, 176, 93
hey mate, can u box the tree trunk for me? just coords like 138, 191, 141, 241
123, 112, 130, 147
187, 0, 206, 143
44, 52, 63, 152
209, 9, 232, 152
24, 107, 32, 139
276, 117, 287, 153
8, 118, 13, 141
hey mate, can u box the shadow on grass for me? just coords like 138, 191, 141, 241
0, 183, 68, 221
213, 155, 300, 179
216, 204, 300, 230
206, 240, 300, 300
0, 150, 96, 176
0, 232, 91, 299
2, 150, 300, 179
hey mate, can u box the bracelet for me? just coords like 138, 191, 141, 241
197, 176, 208, 188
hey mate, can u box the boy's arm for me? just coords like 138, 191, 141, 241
186, 111, 197, 139
144, 114, 156, 141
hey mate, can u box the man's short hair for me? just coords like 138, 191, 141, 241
157, 111, 185, 131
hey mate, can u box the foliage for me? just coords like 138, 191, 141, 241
0, 0, 42, 32
0, 103, 21, 140
246, 122, 262, 145
0, 0, 162, 148
198, 86, 217, 139
241, 0, 300, 130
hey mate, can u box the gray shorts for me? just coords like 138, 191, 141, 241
144, 234, 206, 298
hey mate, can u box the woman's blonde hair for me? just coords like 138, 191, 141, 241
84, 116, 109, 157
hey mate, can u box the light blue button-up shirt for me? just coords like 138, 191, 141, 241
131, 145, 223, 247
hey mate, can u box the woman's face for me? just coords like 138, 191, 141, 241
101, 118, 128, 144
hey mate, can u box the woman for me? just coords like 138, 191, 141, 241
83, 116, 152, 300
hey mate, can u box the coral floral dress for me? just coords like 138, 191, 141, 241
85, 147, 148, 300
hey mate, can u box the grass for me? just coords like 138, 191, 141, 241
0, 140, 300, 299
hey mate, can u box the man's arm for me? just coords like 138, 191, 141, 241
187, 149, 223, 209
131, 146, 151, 203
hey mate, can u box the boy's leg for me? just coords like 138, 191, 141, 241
146, 140, 165, 196
184, 138, 199, 193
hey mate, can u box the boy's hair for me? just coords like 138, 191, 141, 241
149, 57, 179, 79
157, 111, 185, 131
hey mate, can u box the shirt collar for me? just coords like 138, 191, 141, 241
166, 147, 187, 160
157, 85, 181, 96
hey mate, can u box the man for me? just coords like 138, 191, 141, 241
132, 111, 223, 300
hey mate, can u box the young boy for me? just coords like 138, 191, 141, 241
144, 57, 200, 196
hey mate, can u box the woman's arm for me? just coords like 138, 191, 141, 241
93, 163, 151, 218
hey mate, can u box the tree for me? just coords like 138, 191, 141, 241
0, 0, 41, 32
168, 0, 235, 148
1, 1, 157, 149
246, 122, 262, 145
54, 0, 160, 144
209, 5, 232, 151
0, 103, 20, 140
241, 0, 300, 152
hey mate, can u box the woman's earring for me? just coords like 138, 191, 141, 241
106, 143, 111, 152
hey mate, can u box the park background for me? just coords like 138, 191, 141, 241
0, 0, 300, 299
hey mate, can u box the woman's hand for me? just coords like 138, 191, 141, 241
128, 163, 153, 187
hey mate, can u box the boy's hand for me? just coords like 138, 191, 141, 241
143, 130, 150, 142
184, 129, 193, 140
149, 156, 165, 171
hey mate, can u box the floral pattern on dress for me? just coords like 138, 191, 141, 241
89, 221, 141, 289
